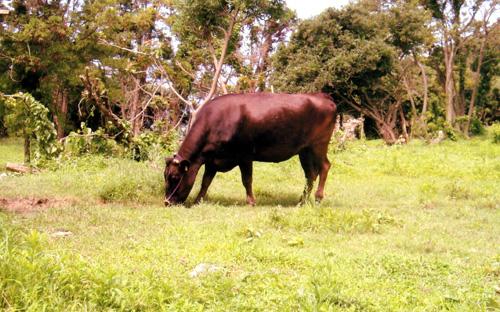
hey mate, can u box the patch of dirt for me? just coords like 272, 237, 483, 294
0, 197, 74, 214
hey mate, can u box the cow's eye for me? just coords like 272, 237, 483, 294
169, 175, 180, 182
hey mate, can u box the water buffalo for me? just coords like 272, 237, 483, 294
164, 92, 337, 206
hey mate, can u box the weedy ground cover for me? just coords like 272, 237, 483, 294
0, 137, 499, 311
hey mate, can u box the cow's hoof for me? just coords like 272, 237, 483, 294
194, 197, 207, 205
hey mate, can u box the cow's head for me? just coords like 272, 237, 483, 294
164, 155, 196, 206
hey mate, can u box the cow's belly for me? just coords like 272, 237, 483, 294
252, 145, 301, 162
208, 129, 308, 163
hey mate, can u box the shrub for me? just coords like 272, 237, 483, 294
64, 122, 179, 161
64, 123, 124, 157
488, 123, 500, 144
128, 128, 179, 162
470, 117, 485, 136
1, 92, 62, 164
425, 98, 458, 141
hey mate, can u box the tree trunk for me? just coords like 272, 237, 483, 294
399, 106, 409, 142
414, 54, 428, 116
444, 46, 456, 124
24, 132, 30, 164
378, 122, 397, 144
130, 76, 141, 136
402, 75, 417, 137
52, 88, 68, 139
465, 31, 487, 135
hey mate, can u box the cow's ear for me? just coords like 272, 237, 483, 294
180, 159, 190, 172
165, 157, 174, 166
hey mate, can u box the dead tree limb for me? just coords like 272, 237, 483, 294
79, 68, 131, 139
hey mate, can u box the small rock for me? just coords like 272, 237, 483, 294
430, 130, 445, 144
51, 230, 73, 238
189, 263, 221, 278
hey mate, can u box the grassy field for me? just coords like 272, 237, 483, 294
0, 137, 499, 311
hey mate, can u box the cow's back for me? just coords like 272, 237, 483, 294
196, 93, 336, 162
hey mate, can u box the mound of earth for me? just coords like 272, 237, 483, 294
0, 197, 72, 214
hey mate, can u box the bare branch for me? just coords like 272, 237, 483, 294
98, 39, 150, 56
175, 61, 196, 79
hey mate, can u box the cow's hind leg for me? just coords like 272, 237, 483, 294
239, 161, 256, 206
194, 164, 217, 204
299, 149, 319, 205
312, 143, 331, 203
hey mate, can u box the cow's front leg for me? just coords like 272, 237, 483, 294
194, 165, 217, 204
239, 161, 256, 206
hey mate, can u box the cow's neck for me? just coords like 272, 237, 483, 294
177, 121, 205, 163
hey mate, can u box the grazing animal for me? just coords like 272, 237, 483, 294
164, 93, 337, 206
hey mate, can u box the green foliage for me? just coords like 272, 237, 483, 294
272, 3, 395, 95
0, 98, 7, 137
270, 1, 433, 142
64, 121, 179, 162
64, 123, 124, 157
2, 92, 61, 163
425, 98, 458, 140
469, 117, 485, 136
128, 126, 179, 162
488, 123, 500, 144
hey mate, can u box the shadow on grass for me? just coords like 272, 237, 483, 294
186, 190, 303, 208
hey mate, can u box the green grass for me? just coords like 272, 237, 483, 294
0, 137, 499, 311
0, 138, 23, 172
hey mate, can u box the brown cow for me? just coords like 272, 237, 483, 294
164, 92, 337, 206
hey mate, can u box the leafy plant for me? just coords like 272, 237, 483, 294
64, 123, 124, 157
489, 123, 500, 144
1, 92, 62, 164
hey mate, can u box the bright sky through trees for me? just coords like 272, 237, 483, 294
286, 0, 350, 18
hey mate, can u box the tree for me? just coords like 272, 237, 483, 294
170, 0, 293, 114
1, 92, 61, 164
272, 1, 414, 142
387, 0, 434, 137
234, 3, 295, 92
78, 0, 175, 137
464, 3, 498, 133
0, 0, 91, 138
421, 0, 492, 126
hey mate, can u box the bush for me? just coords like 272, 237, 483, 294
425, 99, 458, 141
2, 92, 62, 164
128, 128, 179, 162
64, 123, 124, 157
488, 123, 500, 144
64, 122, 179, 161
470, 117, 485, 136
